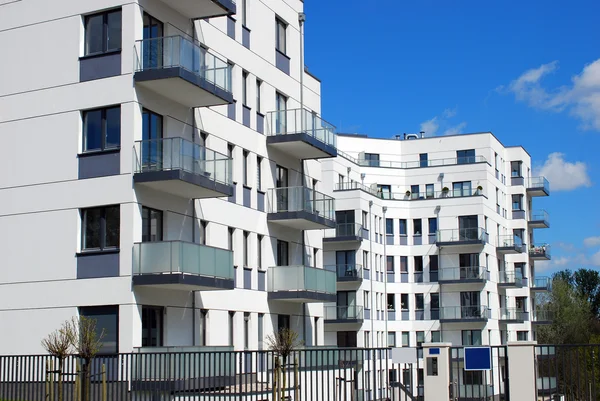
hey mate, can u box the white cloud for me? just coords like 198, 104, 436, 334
504, 58, 600, 131
592, 251, 600, 266
533, 152, 591, 191
443, 122, 467, 136
420, 117, 439, 137
442, 108, 458, 118
584, 236, 600, 247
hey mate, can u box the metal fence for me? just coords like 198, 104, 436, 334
0, 347, 399, 401
449, 346, 508, 401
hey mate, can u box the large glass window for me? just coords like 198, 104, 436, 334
402, 331, 410, 347
457, 149, 476, 164
386, 256, 394, 272
276, 18, 287, 54
413, 219, 422, 235
462, 330, 482, 346
512, 194, 523, 211
428, 218, 437, 235
415, 294, 424, 310
141, 306, 163, 347
453, 181, 472, 197
141, 207, 162, 242
388, 332, 396, 347
399, 219, 407, 235
364, 153, 380, 167
84, 9, 122, 56
82, 206, 120, 251
79, 306, 119, 354
83, 106, 121, 152
386, 218, 394, 235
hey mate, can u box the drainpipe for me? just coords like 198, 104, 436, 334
382, 207, 388, 345
298, 11, 307, 345
369, 200, 374, 347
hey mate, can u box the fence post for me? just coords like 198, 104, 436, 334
422, 342, 452, 401
101, 363, 107, 401
507, 341, 538, 401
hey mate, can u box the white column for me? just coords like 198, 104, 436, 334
507, 341, 538, 401
423, 342, 452, 401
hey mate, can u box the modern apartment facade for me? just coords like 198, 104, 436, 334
321, 132, 551, 351
0, 0, 339, 355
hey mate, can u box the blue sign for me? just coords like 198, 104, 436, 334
429, 348, 440, 355
464, 347, 492, 371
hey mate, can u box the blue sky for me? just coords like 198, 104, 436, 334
303, 0, 600, 275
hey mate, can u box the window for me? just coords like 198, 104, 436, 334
256, 157, 262, 190
199, 220, 207, 245
141, 207, 162, 242
426, 184, 434, 198
419, 153, 428, 167
313, 248, 318, 268
79, 306, 119, 354
242, 71, 249, 106
511, 161, 522, 177
400, 256, 408, 273
82, 206, 120, 251
243, 231, 249, 267
431, 331, 441, 342
462, 330, 482, 346
228, 227, 234, 251
227, 143, 234, 159
453, 181, 472, 197
411, 185, 419, 199
276, 240, 288, 265
258, 313, 264, 349
387, 294, 395, 310
275, 17, 287, 53
199, 309, 208, 346
278, 314, 290, 331
431, 293, 440, 310
364, 153, 380, 167
399, 219, 407, 235
413, 219, 422, 235
517, 331, 529, 341
400, 294, 409, 310
512, 194, 523, 211
243, 150, 249, 186
388, 332, 396, 347
402, 331, 410, 347
428, 218, 437, 235
430, 255, 438, 272
386, 218, 394, 235
83, 106, 121, 152
256, 79, 262, 113
414, 256, 423, 272
387, 256, 394, 272
362, 211, 369, 230
415, 294, 424, 310
241, 0, 248, 26
257, 235, 263, 269
84, 9, 122, 55
314, 317, 319, 345
229, 311, 235, 346
364, 290, 370, 309
416, 331, 425, 347
337, 331, 357, 347
244, 312, 250, 349
363, 250, 369, 270
141, 306, 163, 347
457, 149, 476, 164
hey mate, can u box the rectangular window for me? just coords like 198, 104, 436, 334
200, 309, 207, 346
419, 153, 428, 167
462, 330, 482, 346
257, 235, 263, 269
386, 218, 394, 235
275, 17, 287, 53
242, 70, 249, 106
362, 211, 369, 230
388, 332, 396, 347
387, 294, 395, 310
428, 218, 437, 235
426, 184, 434, 198
400, 256, 408, 273
243, 231, 249, 267
337, 331, 357, 347
256, 79, 262, 113
364, 153, 380, 167
241, 0, 248, 26
84, 9, 122, 55
364, 290, 370, 309
400, 294, 409, 310
431, 331, 441, 342
512, 194, 523, 211
430, 255, 438, 272
413, 219, 422, 235
141, 206, 162, 242
453, 181, 472, 197
229, 311, 235, 346
517, 331, 529, 341
413, 256, 423, 273
244, 312, 250, 349
228, 227, 234, 251
399, 219, 407, 235
402, 331, 410, 347
256, 157, 262, 190
416, 331, 425, 347
199, 220, 207, 245
79, 306, 119, 354
243, 150, 249, 186
278, 314, 290, 331
457, 149, 476, 164
387, 256, 394, 272
511, 161, 522, 177
415, 294, 424, 310
431, 293, 440, 310
83, 106, 121, 152
141, 306, 163, 347
81, 206, 120, 251
363, 251, 369, 270
258, 313, 264, 349
411, 184, 419, 199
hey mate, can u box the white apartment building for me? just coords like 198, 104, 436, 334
0, 0, 339, 355
321, 132, 551, 351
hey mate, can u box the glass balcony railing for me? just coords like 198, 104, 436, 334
527, 176, 550, 194
356, 155, 487, 169
134, 137, 232, 185
329, 264, 363, 280
532, 310, 553, 322
497, 235, 524, 249
436, 228, 488, 244
498, 271, 524, 285
499, 307, 527, 321
134, 35, 232, 93
324, 306, 364, 321
133, 241, 234, 280
440, 306, 490, 320
324, 223, 363, 239
533, 276, 552, 290
267, 186, 335, 221
267, 265, 336, 295
334, 182, 380, 196
266, 108, 337, 149
528, 209, 550, 225
529, 243, 551, 259
378, 188, 484, 200
438, 266, 487, 281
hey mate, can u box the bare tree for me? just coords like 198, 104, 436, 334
66, 316, 105, 401
41, 322, 73, 401
266, 328, 303, 400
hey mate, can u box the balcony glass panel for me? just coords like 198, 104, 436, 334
267, 265, 336, 294
266, 109, 336, 148
439, 266, 486, 281
324, 306, 364, 320
436, 228, 488, 243
267, 186, 335, 221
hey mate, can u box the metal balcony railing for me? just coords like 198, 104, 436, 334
499, 307, 527, 321
329, 264, 363, 280
527, 176, 550, 194
266, 108, 336, 148
357, 155, 487, 169
498, 271, 524, 285
440, 306, 490, 320
438, 266, 488, 281
529, 243, 551, 259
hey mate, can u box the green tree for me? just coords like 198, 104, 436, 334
573, 268, 600, 318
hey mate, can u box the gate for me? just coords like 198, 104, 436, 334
388, 347, 424, 401
449, 346, 509, 401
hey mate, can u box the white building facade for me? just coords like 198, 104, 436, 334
321, 132, 551, 351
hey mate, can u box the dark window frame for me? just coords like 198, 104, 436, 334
79, 305, 119, 354
141, 305, 164, 347
84, 9, 122, 56
141, 206, 163, 242
82, 106, 121, 153
275, 17, 287, 54
81, 205, 120, 252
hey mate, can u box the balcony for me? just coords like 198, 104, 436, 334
132, 241, 234, 290
528, 210, 550, 229
498, 271, 525, 288
156, 0, 236, 19
334, 181, 379, 197
439, 306, 490, 323
323, 223, 364, 243
531, 310, 553, 325
498, 307, 527, 323
436, 228, 488, 247
527, 176, 550, 196
266, 109, 337, 159
324, 306, 364, 324
267, 265, 336, 303
497, 235, 525, 254
357, 155, 488, 169
531, 276, 552, 291
134, 36, 233, 107
438, 266, 488, 284
331, 264, 363, 283
267, 186, 336, 230
529, 244, 551, 260
380, 188, 485, 201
